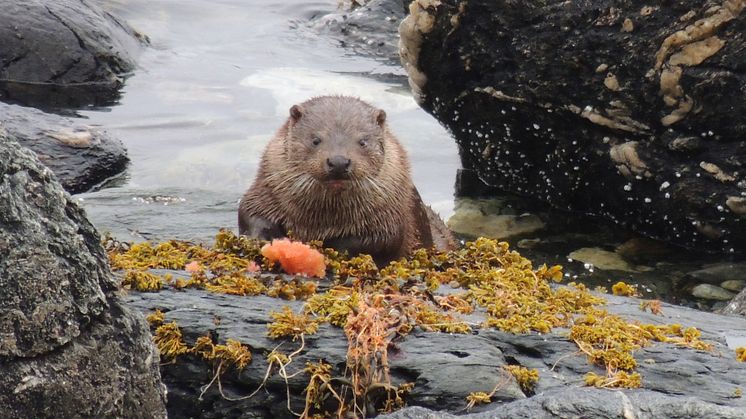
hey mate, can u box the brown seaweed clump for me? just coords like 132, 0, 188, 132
112, 230, 716, 416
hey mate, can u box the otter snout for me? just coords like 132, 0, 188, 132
326, 155, 351, 178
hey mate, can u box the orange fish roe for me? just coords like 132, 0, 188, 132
247, 261, 261, 273
261, 239, 326, 278
185, 261, 202, 273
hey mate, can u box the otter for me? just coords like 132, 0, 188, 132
238, 95, 454, 265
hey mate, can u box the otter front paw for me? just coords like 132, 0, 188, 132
323, 236, 369, 256
324, 236, 400, 267
238, 215, 285, 240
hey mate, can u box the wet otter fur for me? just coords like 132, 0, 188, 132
238, 95, 455, 265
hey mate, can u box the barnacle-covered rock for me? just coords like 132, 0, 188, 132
0, 137, 166, 417
400, 0, 746, 253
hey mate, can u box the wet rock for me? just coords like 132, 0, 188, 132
516, 238, 540, 249
1, 102, 128, 194
720, 287, 746, 317
721, 280, 746, 292
568, 247, 647, 273
691, 284, 736, 301
0, 138, 166, 417
307, 0, 406, 65
0, 0, 146, 108
382, 389, 746, 419
399, 0, 746, 253
686, 263, 746, 285
124, 281, 746, 418
447, 197, 545, 240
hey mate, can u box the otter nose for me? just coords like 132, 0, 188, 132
326, 155, 351, 175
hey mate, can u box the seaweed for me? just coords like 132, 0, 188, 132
121, 270, 166, 292
505, 365, 539, 393
115, 231, 718, 414
267, 306, 320, 340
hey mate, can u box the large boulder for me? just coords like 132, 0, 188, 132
399, 0, 746, 253
1, 102, 128, 194
0, 138, 166, 417
0, 0, 146, 108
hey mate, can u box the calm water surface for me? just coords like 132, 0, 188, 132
78, 0, 459, 242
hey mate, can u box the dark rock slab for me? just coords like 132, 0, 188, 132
399, 0, 746, 253
0, 137, 165, 417
1, 102, 128, 194
0, 0, 146, 108
382, 389, 746, 419
124, 281, 746, 418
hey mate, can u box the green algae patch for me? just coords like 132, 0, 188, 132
584, 371, 642, 389
305, 286, 361, 327
110, 241, 192, 270
571, 315, 712, 389
192, 336, 253, 372
267, 306, 319, 340
146, 309, 165, 326
505, 365, 539, 393
122, 270, 167, 292
149, 312, 253, 398
611, 281, 638, 297
153, 321, 190, 360
204, 272, 266, 296
114, 231, 719, 415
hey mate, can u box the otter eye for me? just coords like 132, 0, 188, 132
358, 138, 368, 147
311, 136, 322, 146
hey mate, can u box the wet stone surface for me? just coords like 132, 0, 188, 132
1, 102, 129, 194
0, 0, 146, 108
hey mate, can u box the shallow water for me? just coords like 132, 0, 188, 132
78, 0, 459, 242
75, 0, 744, 311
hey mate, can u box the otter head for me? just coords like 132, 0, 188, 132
284, 96, 387, 191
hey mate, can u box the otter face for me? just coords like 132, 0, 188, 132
284, 96, 387, 189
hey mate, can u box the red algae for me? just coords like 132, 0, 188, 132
261, 239, 326, 278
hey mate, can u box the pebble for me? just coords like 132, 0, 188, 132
447, 198, 545, 240
720, 280, 746, 292
568, 247, 649, 273
691, 284, 736, 301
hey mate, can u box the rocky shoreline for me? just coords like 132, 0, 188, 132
2, 1, 746, 418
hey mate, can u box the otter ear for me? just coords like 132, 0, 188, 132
374, 109, 386, 126
289, 105, 303, 123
